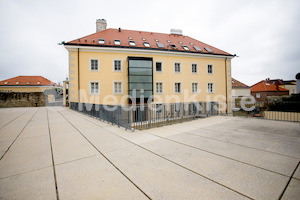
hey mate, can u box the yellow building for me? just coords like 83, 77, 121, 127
0, 76, 58, 92
63, 20, 234, 128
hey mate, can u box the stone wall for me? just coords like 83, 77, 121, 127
0, 92, 46, 107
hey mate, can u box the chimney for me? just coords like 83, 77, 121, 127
96, 19, 107, 32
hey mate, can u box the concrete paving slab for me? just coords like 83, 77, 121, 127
0, 108, 28, 128
186, 128, 300, 158
55, 155, 148, 200
281, 179, 300, 200
0, 167, 56, 200
294, 165, 300, 180
106, 145, 248, 200
167, 133, 299, 176
140, 138, 289, 200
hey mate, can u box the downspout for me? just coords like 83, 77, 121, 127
225, 57, 228, 115
78, 48, 80, 104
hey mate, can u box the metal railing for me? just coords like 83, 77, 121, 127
70, 101, 219, 130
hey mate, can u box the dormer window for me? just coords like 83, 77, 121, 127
114, 40, 121, 45
170, 44, 177, 49
182, 45, 189, 50
98, 38, 105, 44
16, 82, 19, 85
143, 42, 150, 47
37, 82, 40, 85
129, 41, 136, 46
157, 42, 165, 48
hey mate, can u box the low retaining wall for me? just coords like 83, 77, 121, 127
263, 111, 300, 122
0, 92, 45, 107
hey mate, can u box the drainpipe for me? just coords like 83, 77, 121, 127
225, 57, 228, 115
78, 48, 80, 104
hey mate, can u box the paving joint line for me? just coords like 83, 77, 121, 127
278, 161, 300, 200
46, 108, 60, 200
0, 108, 30, 129
66, 109, 254, 200
56, 109, 152, 200
182, 131, 299, 159
0, 165, 53, 180
143, 129, 291, 178
54, 155, 98, 167
0, 108, 39, 160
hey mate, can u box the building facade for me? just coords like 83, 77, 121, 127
63, 20, 234, 114
231, 78, 250, 97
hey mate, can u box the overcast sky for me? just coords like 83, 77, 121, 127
0, 0, 299, 86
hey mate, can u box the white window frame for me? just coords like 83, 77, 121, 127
174, 82, 182, 94
89, 81, 100, 95
207, 64, 214, 74
207, 82, 214, 93
155, 61, 163, 73
155, 82, 164, 94
174, 62, 181, 73
191, 63, 198, 74
113, 81, 123, 95
113, 59, 122, 72
191, 82, 199, 94
90, 58, 100, 71
256, 93, 261, 98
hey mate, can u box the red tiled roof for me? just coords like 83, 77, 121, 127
251, 81, 289, 92
232, 78, 250, 88
0, 76, 57, 86
65, 28, 232, 56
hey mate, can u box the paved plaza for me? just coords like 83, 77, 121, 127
0, 107, 299, 200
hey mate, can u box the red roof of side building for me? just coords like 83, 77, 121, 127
65, 28, 232, 56
0, 76, 57, 86
232, 78, 250, 88
251, 81, 289, 92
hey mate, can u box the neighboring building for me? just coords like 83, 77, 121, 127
63, 19, 234, 114
231, 78, 250, 97
296, 73, 300, 94
266, 78, 296, 95
0, 76, 57, 92
251, 80, 289, 103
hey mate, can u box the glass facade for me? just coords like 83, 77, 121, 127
128, 57, 153, 102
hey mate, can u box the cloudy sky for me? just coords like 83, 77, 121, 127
0, 0, 299, 86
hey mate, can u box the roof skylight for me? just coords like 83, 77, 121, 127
190, 42, 194, 45
265, 83, 270, 86
193, 46, 202, 51
204, 47, 213, 52
37, 82, 40, 84
4, 82, 8, 84
128, 37, 133, 39
167, 40, 171, 43
155, 39, 159, 42
143, 42, 150, 47
170, 44, 177, 49
16, 82, 19, 84
27, 82, 30, 84
156, 42, 165, 48
129, 41, 136, 46
179, 41, 183, 44
142, 38, 146, 41
114, 40, 121, 45
182, 45, 189, 50
98, 38, 105, 44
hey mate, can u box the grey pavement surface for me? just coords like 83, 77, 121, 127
0, 107, 299, 200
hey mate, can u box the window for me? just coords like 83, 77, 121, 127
155, 39, 159, 42
192, 64, 197, 73
192, 82, 199, 93
182, 45, 189, 50
170, 44, 177, 49
114, 60, 122, 71
142, 38, 146, 41
16, 82, 19, 84
175, 82, 181, 93
37, 82, 40, 85
98, 38, 105, 44
207, 83, 214, 93
157, 42, 165, 48
207, 64, 213, 74
256, 93, 261, 98
174, 63, 181, 73
114, 40, 121, 45
90, 59, 99, 71
204, 47, 213, 52
193, 46, 201, 51
143, 42, 150, 47
90, 82, 100, 94
156, 82, 163, 94
4, 82, 8, 84
27, 82, 30, 84
129, 41, 136, 46
128, 37, 133, 40
155, 62, 162, 72
114, 82, 123, 94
